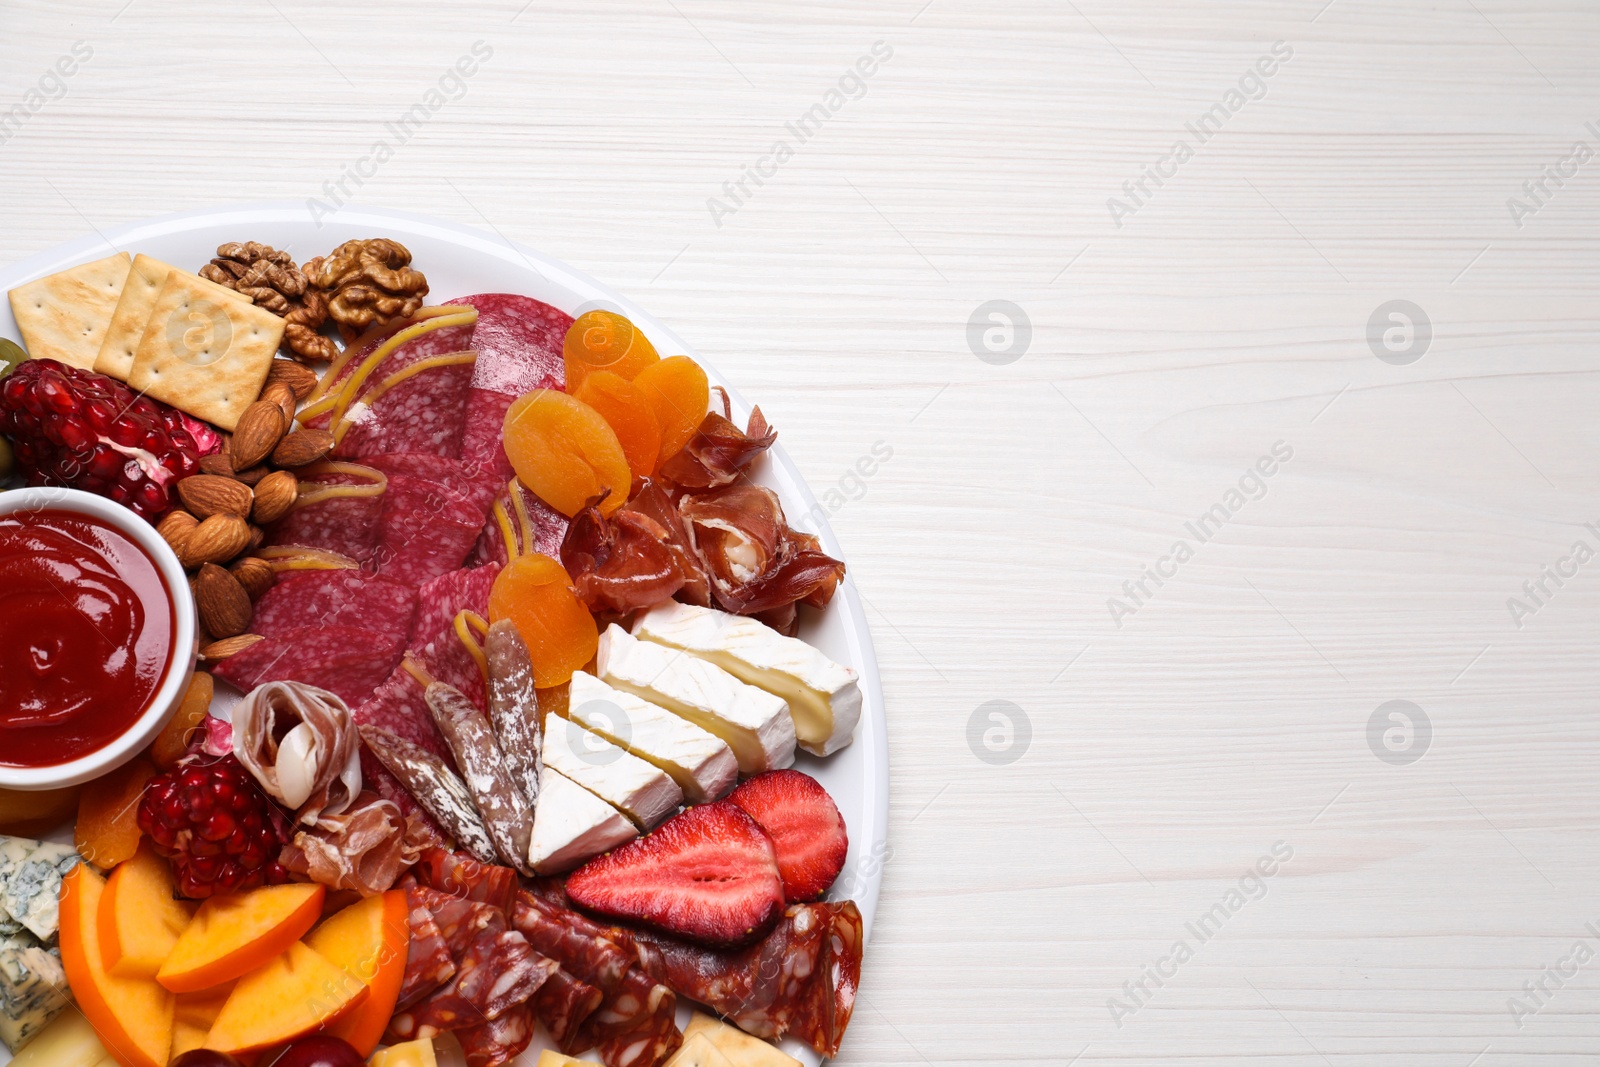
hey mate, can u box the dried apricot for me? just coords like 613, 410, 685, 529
488, 553, 599, 688
575, 372, 664, 478
149, 671, 213, 769
632, 356, 710, 469
564, 310, 659, 393
76, 756, 158, 870
503, 389, 632, 517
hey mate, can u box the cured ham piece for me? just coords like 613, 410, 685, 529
232, 680, 361, 824
658, 407, 778, 490
678, 485, 845, 631
279, 792, 429, 895
559, 478, 709, 617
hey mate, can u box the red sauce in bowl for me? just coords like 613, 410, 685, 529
0, 508, 176, 767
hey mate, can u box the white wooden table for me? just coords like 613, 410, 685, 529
4, 1, 1599, 1063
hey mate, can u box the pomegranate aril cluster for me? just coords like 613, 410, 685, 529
137, 754, 290, 898
0, 358, 218, 520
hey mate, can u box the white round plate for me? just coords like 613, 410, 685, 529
0, 204, 886, 1067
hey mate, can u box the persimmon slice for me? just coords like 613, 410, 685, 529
575, 371, 664, 478
502, 389, 631, 518
633, 356, 710, 469
488, 553, 599, 688
564, 310, 660, 393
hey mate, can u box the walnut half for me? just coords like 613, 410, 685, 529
303, 238, 429, 336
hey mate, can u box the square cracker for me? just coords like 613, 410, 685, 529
7, 252, 132, 370
94, 254, 252, 381
127, 272, 285, 431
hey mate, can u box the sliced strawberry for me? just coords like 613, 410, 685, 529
728, 769, 848, 903
565, 800, 784, 947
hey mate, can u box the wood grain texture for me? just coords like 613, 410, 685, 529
3, 1, 1600, 1062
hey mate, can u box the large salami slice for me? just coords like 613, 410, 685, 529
334, 353, 477, 461
360, 454, 496, 588
266, 463, 387, 566
213, 625, 404, 708
249, 570, 418, 643
469, 479, 568, 569
412, 565, 499, 653
445, 294, 570, 484
304, 308, 480, 431
353, 666, 445, 830
372, 471, 492, 587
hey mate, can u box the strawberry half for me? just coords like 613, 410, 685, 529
565, 800, 785, 947
728, 769, 849, 903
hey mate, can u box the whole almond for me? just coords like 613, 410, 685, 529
246, 524, 265, 554
271, 428, 334, 469
157, 510, 198, 557
230, 401, 287, 470
230, 556, 275, 600
198, 454, 235, 479
252, 470, 297, 525
262, 381, 297, 423
265, 359, 319, 401
182, 513, 251, 568
177, 475, 253, 520
234, 465, 270, 487
195, 563, 252, 639
201, 634, 264, 661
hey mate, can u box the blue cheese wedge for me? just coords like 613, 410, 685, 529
633, 602, 862, 756
0, 945, 72, 1052
0, 838, 80, 942
542, 716, 684, 829
528, 766, 640, 875
566, 671, 738, 804
597, 625, 796, 775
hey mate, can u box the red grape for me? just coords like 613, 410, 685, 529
171, 1052, 245, 1067
272, 1035, 366, 1067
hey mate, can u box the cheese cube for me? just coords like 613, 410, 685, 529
683, 1012, 803, 1067
567, 672, 738, 803
633, 602, 861, 756
0, 946, 72, 1052
543, 717, 683, 829
528, 767, 640, 875
596, 625, 796, 775
537, 1051, 597, 1067
0, 837, 80, 941
368, 1037, 438, 1067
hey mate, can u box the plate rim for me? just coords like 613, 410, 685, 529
0, 199, 890, 998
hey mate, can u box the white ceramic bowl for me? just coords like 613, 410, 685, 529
0, 487, 197, 789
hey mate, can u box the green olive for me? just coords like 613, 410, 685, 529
0, 339, 25, 378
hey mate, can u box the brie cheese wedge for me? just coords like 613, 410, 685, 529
632, 602, 862, 756
597, 624, 796, 775
527, 766, 639, 875
543, 715, 684, 829
567, 671, 739, 804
